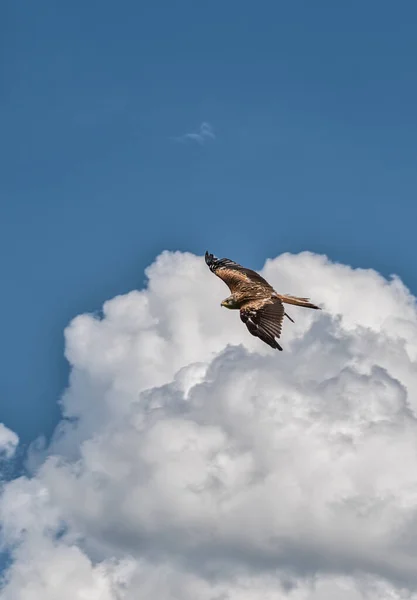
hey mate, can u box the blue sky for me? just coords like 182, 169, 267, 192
2, 0, 417, 455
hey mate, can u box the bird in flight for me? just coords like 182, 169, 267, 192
205, 251, 321, 351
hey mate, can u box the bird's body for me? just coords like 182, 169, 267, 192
205, 251, 320, 350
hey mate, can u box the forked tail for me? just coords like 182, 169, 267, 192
277, 294, 320, 310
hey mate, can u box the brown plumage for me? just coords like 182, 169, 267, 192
205, 251, 321, 350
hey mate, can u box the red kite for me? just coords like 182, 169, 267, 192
205, 251, 320, 351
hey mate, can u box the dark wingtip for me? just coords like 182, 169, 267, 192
205, 251, 216, 267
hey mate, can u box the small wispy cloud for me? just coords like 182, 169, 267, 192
174, 121, 215, 145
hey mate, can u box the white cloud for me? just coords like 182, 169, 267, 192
2, 250, 417, 599
0, 423, 19, 460
175, 122, 215, 144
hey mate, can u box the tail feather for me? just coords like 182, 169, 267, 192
278, 294, 321, 310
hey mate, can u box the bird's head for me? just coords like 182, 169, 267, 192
221, 296, 239, 310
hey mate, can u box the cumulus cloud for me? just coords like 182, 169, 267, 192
1, 250, 417, 599
175, 122, 215, 144
0, 424, 18, 460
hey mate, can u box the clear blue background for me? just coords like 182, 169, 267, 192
2, 0, 417, 456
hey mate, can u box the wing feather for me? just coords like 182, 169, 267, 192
214, 267, 253, 293
205, 252, 273, 295
240, 297, 285, 350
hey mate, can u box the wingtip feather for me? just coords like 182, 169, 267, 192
205, 251, 215, 267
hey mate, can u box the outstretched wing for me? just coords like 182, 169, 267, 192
240, 297, 285, 350
205, 251, 273, 295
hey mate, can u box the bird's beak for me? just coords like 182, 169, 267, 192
220, 301, 226, 308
